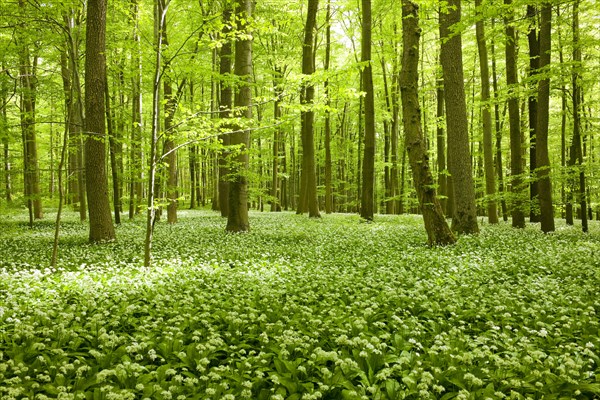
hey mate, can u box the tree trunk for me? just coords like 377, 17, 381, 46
536, 3, 555, 233
390, 59, 400, 214
2, 137, 10, 203
490, 18, 508, 221
84, 0, 115, 242
527, 5, 540, 222
439, 0, 478, 234
2, 63, 12, 203
189, 145, 197, 209
272, 67, 283, 212
570, 0, 587, 233
436, 77, 447, 213
475, 0, 498, 224
129, 0, 143, 220
360, 0, 375, 221
226, 0, 252, 232
218, 4, 233, 217
504, 0, 525, 228
157, 0, 178, 225
556, 6, 569, 222
401, 0, 455, 245
105, 73, 121, 224
324, 0, 333, 214
18, 1, 43, 220
299, 0, 320, 218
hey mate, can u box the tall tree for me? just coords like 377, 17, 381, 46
569, 0, 587, 232
128, 0, 143, 220
526, 5, 540, 222
504, 0, 525, 228
323, 0, 333, 214
218, 3, 233, 218
490, 18, 508, 221
298, 0, 320, 218
475, 0, 498, 224
439, 0, 479, 234
226, 0, 252, 232
360, 0, 375, 221
436, 76, 447, 213
535, 2, 554, 233
61, 10, 87, 222
17, 0, 43, 221
401, 0, 455, 245
159, 0, 178, 224
0, 70, 11, 203
84, 0, 115, 242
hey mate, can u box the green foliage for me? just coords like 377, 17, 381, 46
1, 211, 599, 399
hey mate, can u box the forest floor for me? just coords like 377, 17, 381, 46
0, 209, 599, 399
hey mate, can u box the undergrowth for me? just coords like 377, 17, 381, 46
0, 210, 598, 399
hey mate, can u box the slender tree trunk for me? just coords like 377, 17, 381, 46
129, 0, 143, 220
504, 0, 525, 228
401, 0, 455, 245
65, 26, 88, 222
490, 19, 508, 221
51, 102, 70, 267
105, 73, 121, 224
218, 4, 233, 217
380, 47, 392, 214
2, 137, 10, 203
85, 0, 115, 242
144, 0, 167, 267
189, 145, 197, 208
163, 82, 178, 224
2, 66, 12, 203
475, 0, 498, 224
360, 0, 375, 221
527, 5, 540, 222
324, 0, 333, 214
18, 1, 43, 220
299, 0, 320, 218
439, 0, 478, 234
226, 0, 252, 232
271, 67, 283, 212
156, 0, 178, 225
556, 8, 569, 222
391, 60, 400, 214
536, 3, 555, 233
436, 77, 447, 212
570, 0, 587, 232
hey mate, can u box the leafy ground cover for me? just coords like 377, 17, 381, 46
0, 210, 599, 400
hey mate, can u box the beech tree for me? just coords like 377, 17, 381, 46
17, 0, 43, 222
504, 0, 525, 228
84, 0, 115, 242
475, 0, 498, 224
439, 0, 478, 234
359, 0, 375, 221
535, 2, 555, 233
298, 0, 320, 218
400, 0, 455, 245
218, 3, 233, 218
226, 0, 252, 232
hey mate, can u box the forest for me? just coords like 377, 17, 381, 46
0, 0, 599, 398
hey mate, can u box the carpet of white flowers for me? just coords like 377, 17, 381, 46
0, 210, 599, 400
